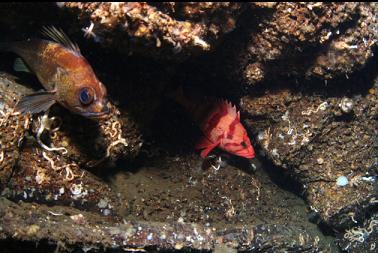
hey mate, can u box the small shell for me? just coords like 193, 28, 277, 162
339, 97, 354, 113
336, 176, 349, 187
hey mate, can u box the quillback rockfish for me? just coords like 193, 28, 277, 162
0, 26, 109, 119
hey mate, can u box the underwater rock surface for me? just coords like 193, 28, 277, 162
241, 83, 378, 230
0, 197, 327, 252
60, 2, 244, 60
227, 2, 378, 86
0, 2, 377, 253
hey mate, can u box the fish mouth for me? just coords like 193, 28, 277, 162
75, 103, 110, 119
80, 110, 109, 119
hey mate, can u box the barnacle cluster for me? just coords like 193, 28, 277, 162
59, 2, 244, 60
63, 3, 209, 53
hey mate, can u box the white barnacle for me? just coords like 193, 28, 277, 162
257, 130, 266, 141
272, 148, 280, 158
211, 156, 222, 171
147, 233, 153, 241
70, 182, 83, 196
339, 97, 354, 113
318, 102, 328, 111
281, 111, 289, 121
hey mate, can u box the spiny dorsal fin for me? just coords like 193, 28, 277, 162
221, 100, 238, 119
14, 58, 32, 73
41, 26, 81, 54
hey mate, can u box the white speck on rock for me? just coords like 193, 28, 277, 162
336, 176, 349, 187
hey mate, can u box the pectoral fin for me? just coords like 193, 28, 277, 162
195, 136, 218, 158
16, 91, 56, 114
13, 58, 32, 73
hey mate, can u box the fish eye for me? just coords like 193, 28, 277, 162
241, 141, 247, 148
78, 87, 94, 105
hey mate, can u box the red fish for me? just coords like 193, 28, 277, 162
173, 87, 255, 159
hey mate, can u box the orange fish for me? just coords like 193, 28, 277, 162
0, 26, 109, 119
173, 87, 255, 159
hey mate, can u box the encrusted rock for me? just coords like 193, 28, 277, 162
37, 102, 143, 168
224, 2, 377, 86
0, 196, 330, 252
59, 2, 244, 60
3, 140, 120, 216
0, 74, 32, 189
337, 213, 378, 252
241, 76, 378, 229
